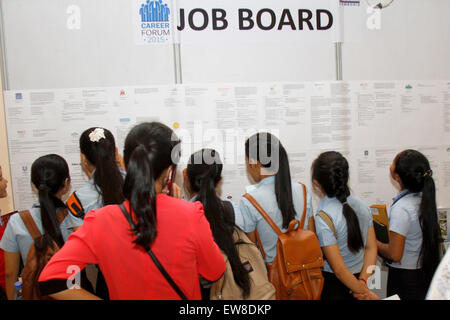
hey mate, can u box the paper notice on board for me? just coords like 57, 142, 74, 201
3, 80, 449, 213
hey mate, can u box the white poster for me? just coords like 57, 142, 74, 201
4, 80, 449, 212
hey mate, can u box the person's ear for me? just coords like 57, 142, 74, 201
312, 179, 324, 196
60, 177, 71, 196
392, 172, 402, 185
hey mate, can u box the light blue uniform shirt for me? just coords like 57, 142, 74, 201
315, 195, 373, 274
236, 176, 313, 265
73, 169, 126, 215
73, 178, 104, 215
0, 205, 83, 262
387, 190, 423, 270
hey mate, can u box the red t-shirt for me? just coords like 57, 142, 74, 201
38, 194, 226, 300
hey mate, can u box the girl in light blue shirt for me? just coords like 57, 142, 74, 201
377, 149, 443, 300
312, 151, 378, 300
65, 127, 125, 300
0, 154, 84, 299
67, 127, 125, 219
236, 132, 314, 265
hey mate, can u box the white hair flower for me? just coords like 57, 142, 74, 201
89, 128, 106, 143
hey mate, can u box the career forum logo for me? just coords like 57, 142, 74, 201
139, 0, 171, 44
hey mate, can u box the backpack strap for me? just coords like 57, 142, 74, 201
19, 208, 68, 241
118, 203, 188, 300
243, 193, 283, 236
243, 193, 281, 263
316, 211, 338, 239
298, 182, 307, 229
19, 211, 42, 240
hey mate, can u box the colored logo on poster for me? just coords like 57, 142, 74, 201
138, 0, 171, 44
15, 93, 23, 100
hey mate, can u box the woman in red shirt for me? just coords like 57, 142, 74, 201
38, 122, 226, 300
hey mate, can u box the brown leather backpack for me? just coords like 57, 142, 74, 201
243, 183, 324, 300
210, 227, 276, 300
19, 209, 68, 300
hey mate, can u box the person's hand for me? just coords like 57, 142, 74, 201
170, 183, 182, 199
353, 289, 380, 300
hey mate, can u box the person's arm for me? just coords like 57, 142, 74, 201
38, 213, 99, 298
193, 202, 226, 281
49, 288, 101, 300
315, 211, 378, 300
377, 231, 406, 262
378, 205, 408, 263
359, 227, 377, 282
322, 244, 370, 295
4, 251, 20, 300
237, 197, 257, 233
305, 188, 315, 233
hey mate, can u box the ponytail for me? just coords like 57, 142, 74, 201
187, 149, 251, 298
80, 127, 124, 206
245, 133, 296, 229
31, 154, 70, 250
123, 122, 181, 250
274, 144, 296, 229
312, 151, 364, 253
394, 150, 442, 284
336, 188, 364, 254
123, 145, 157, 249
419, 174, 441, 282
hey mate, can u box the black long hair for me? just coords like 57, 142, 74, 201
312, 151, 364, 253
245, 132, 296, 229
394, 149, 442, 284
187, 149, 250, 298
31, 154, 70, 250
122, 122, 181, 249
80, 127, 124, 206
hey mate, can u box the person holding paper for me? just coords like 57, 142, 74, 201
377, 149, 443, 300
312, 151, 379, 300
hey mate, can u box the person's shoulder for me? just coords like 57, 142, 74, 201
391, 194, 419, 217
348, 195, 371, 216
5, 211, 22, 230
82, 204, 117, 224
399, 193, 421, 211
73, 181, 99, 201
5, 208, 40, 234
319, 197, 341, 216
158, 194, 205, 219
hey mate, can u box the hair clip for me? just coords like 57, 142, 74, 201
423, 169, 433, 178
89, 128, 106, 143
